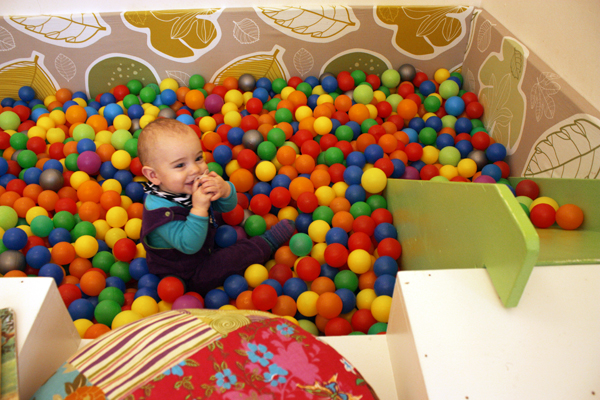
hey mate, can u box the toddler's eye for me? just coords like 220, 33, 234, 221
196, 156, 203, 162
175, 163, 184, 168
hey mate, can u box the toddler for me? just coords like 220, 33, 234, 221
137, 118, 295, 295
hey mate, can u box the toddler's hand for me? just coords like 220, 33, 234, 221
199, 171, 231, 201
190, 176, 212, 217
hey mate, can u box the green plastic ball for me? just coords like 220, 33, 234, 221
381, 69, 401, 88
244, 215, 266, 237
123, 94, 140, 109
207, 162, 223, 176
189, 74, 206, 90
424, 96, 441, 112
111, 129, 133, 150
296, 82, 312, 98
353, 85, 374, 105
65, 153, 79, 172
70, 221, 96, 241
53, 211, 75, 230
324, 147, 344, 166
123, 138, 138, 158
316, 152, 327, 165
351, 70, 366, 86
335, 125, 354, 142
312, 206, 334, 225
385, 94, 403, 111
30, 215, 54, 237
126, 80, 143, 95
349, 202, 372, 219
267, 127, 286, 147
0, 206, 18, 231
72, 124, 95, 141
9, 132, 28, 150
360, 118, 378, 133
0, 111, 21, 131
139, 87, 157, 103
98, 287, 125, 306
109, 261, 131, 283
264, 98, 280, 112
438, 146, 461, 166
274, 108, 293, 124
193, 109, 209, 119
441, 115, 457, 129
366, 195, 387, 211
419, 127, 437, 146
94, 299, 122, 327
289, 233, 313, 257
368, 322, 388, 334
16, 149, 37, 169
430, 176, 449, 182
439, 80, 460, 99
92, 251, 116, 273
471, 119, 484, 128
272, 78, 287, 94
257, 141, 277, 161
334, 270, 359, 291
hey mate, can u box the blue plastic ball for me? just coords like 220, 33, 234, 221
176, 114, 195, 125
374, 275, 396, 296
215, 225, 238, 248
99, 92, 117, 106
282, 277, 308, 300
454, 117, 473, 134
160, 89, 177, 106
23, 167, 42, 185
2, 228, 28, 250
373, 256, 399, 277
25, 245, 51, 269
103, 103, 123, 124
455, 140, 473, 158
419, 80, 437, 96
346, 121, 361, 140
125, 182, 144, 203
345, 184, 366, 204
256, 78, 272, 92
320, 263, 338, 281
106, 276, 127, 292
227, 127, 245, 146
84, 106, 99, 117
262, 278, 283, 296
346, 151, 366, 168
128, 104, 144, 119
321, 76, 338, 93
38, 263, 64, 285
18, 86, 35, 102
137, 273, 160, 289
0, 158, 8, 176
77, 138, 96, 154
424, 116, 443, 132
374, 222, 398, 243
343, 165, 363, 185
295, 213, 313, 234
223, 274, 248, 299
271, 174, 291, 189
390, 159, 406, 178
252, 181, 272, 196
48, 228, 71, 246
481, 163, 502, 182
204, 289, 230, 309
72, 91, 88, 101
307, 94, 319, 110
129, 258, 149, 280
304, 76, 319, 88
364, 144, 384, 164
87, 101, 101, 111
134, 287, 160, 302
68, 298, 95, 321
114, 170, 133, 188
212, 144, 233, 166
0, 174, 16, 188
486, 143, 507, 163
408, 118, 425, 133
411, 160, 426, 172
444, 96, 466, 116
1, 98, 15, 107
99, 161, 117, 180
436, 133, 455, 150
325, 227, 349, 246
30, 108, 49, 122
402, 128, 419, 143
335, 288, 357, 314
97, 239, 110, 253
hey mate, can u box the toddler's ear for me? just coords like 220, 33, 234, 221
142, 166, 161, 185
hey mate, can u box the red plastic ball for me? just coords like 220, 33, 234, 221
352, 215, 376, 236
466, 101, 484, 119
335, 141, 353, 159
419, 164, 440, 180
461, 91, 478, 105
377, 238, 402, 260
530, 204, 556, 229
328, 163, 346, 183
337, 72, 355, 92
292, 129, 313, 147
371, 208, 393, 225
237, 149, 258, 169
296, 192, 319, 213
246, 98, 263, 115
130, 157, 143, 176
124, 292, 136, 306
113, 238, 137, 262
251, 284, 278, 311
223, 204, 245, 225
351, 309, 377, 334
301, 140, 321, 159
240, 115, 259, 131
494, 161, 510, 179
112, 85, 130, 101
348, 232, 372, 252
26, 136, 47, 154
287, 76, 303, 88
515, 179, 540, 200
237, 193, 249, 209
157, 276, 186, 303
249, 194, 271, 216
269, 187, 291, 209
55, 197, 78, 214
471, 131, 490, 151
375, 101, 392, 119
268, 264, 293, 286
374, 158, 394, 178
58, 283, 82, 308
319, 134, 338, 151
6, 179, 26, 196
323, 243, 348, 268
325, 317, 353, 336
49, 142, 65, 159
405, 142, 424, 162
296, 256, 321, 281
412, 72, 428, 87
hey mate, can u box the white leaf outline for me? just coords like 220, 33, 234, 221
0, 26, 16, 51
166, 70, 190, 87
55, 53, 76, 81
293, 48, 314, 77
530, 72, 561, 122
477, 19, 493, 52
233, 18, 260, 44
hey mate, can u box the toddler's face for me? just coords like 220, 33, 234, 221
146, 131, 208, 195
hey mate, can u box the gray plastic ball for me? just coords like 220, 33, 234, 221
11, 149, 22, 162
398, 64, 417, 82
242, 208, 254, 226
130, 119, 141, 133
468, 149, 489, 171
238, 74, 257, 92
158, 108, 176, 119
319, 72, 335, 84
0, 250, 26, 274
242, 129, 264, 152
39, 168, 65, 191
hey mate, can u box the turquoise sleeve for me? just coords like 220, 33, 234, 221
212, 181, 238, 213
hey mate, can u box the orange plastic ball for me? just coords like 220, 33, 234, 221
84, 323, 111, 339
100, 190, 122, 210
77, 181, 103, 203
329, 197, 351, 213
184, 90, 205, 110
397, 99, 418, 120
274, 246, 298, 267
96, 144, 116, 163
0, 191, 20, 207
23, 184, 43, 202
65, 105, 87, 124
555, 204, 584, 230
69, 257, 93, 279
235, 290, 255, 310
311, 276, 336, 295
37, 190, 60, 211
378, 134, 399, 154
86, 114, 108, 133
276, 146, 297, 166
201, 131, 221, 151
316, 291, 343, 319
334, 95, 352, 112
13, 196, 36, 218
295, 154, 316, 174
78, 201, 101, 222
348, 104, 370, 124
51, 242, 77, 265
55, 88, 72, 104
310, 169, 331, 188
229, 168, 254, 193
289, 177, 314, 200
356, 134, 377, 153
79, 270, 106, 296
332, 210, 354, 233
271, 295, 297, 317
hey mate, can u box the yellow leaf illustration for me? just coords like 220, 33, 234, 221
7, 14, 110, 47
211, 45, 289, 86
122, 9, 221, 61
374, 6, 472, 59
254, 6, 359, 43
0, 52, 57, 101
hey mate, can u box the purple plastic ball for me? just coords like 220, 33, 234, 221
233, 225, 248, 241
401, 166, 420, 180
77, 151, 102, 174
204, 94, 224, 114
473, 175, 496, 184
172, 294, 204, 310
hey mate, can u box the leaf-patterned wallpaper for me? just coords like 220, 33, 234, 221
0, 6, 598, 178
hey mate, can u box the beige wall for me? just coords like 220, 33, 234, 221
3, 0, 599, 109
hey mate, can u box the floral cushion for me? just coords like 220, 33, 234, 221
32, 309, 379, 400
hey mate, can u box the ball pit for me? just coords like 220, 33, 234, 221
0, 65, 585, 339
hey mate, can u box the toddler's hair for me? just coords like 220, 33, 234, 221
137, 119, 199, 167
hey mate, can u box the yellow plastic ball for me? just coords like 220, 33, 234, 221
160, 78, 179, 92
44, 95, 57, 107
105, 227, 127, 248
530, 196, 559, 212
316, 94, 333, 105
158, 300, 172, 312
280, 86, 295, 100
347, 249, 372, 274
101, 179, 122, 193
225, 160, 241, 177
73, 319, 94, 338
244, 263, 269, 288
37, 116, 56, 130
366, 104, 378, 119
312, 85, 325, 95
220, 304, 238, 311
111, 310, 144, 330
68, 171, 88, 191
439, 165, 458, 180
224, 89, 244, 107
74, 235, 99, 258
72, 98, 87, 107
265, 259, 277, 271
332, 182, 348, 198
242, 91, 253, 104
93, 220, 111, 240
106, 206, 128, 228
434, 68, 450, 84
281, 315, 298, 325
315, 186, 335, 206
131, 295, 159, 317
278, 206, 299, 221
255, 161, 276, 182
297, 291, 319, 317
457, 158, 477, 178
113, 115, 132, 131
135, 242, 146, 258
124, 218, 142, 240
373, 90, 387, 103
356, 288, 377, 309
361, 167, 387, 194
223, 111, 242, 128
308, 220, 330, 243
310, 242, 327, 265
139, 115, 156, 129
120, 195, 133, 210
95, 130, 112, 144
17, 225, 32, 237
295, 105, 313, 121
371, 295, 393, 322
111, 150, 132, 170
46, 127, 66, 144
221, 102, 239, 115
27, 126, 46, 139
49, 110, 66, 125
421, 146, 439, 165
25, 206, 49, 225
313, 116, 332, 136
199, 116, 217, 133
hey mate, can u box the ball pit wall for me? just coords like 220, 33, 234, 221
385, 178, 539, 307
